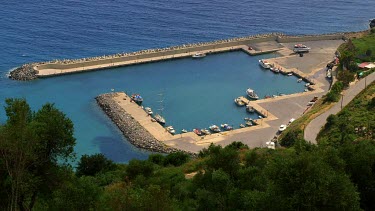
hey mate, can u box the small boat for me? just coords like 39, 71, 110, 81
131, 94, 143, 105
287, 73, 293, 76
297, 78, 303, 83
209, 125, 221, 133
201, 129, 211, 135
245, 121, 253, 126
304, 89, 309, 92
220, 124, 233, 131
240, 124, 246, 128
234, 97, 246, 106
305, 83, 310, 87
259, 59, 271, 69
154, 114, 166, 124
144, 107, 153, 115
293, 44, 311, 53
192, 52, 206, 58
264, 95, 272, 99
244, 117, 251, 121
246, 105, 255, 113
270, 67, 280, 73
166, 126, 175, 135
326, 70, 332, 78
246, 88, 259, 100
181, 129, 188, 133
193, 128, 203, 136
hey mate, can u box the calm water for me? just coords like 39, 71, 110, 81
0, 0, 374, 162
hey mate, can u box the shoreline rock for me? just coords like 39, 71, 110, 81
95, 93, 197, 156
9, 64, 37, 81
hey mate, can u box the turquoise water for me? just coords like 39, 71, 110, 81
1, 0, 374, 162
1, 51, 305, 162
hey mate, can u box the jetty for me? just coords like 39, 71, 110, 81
9, 30, 369, 81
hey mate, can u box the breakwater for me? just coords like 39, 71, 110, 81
10, 30, 369, 81
96, 93, 196, 155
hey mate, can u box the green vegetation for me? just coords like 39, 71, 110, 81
1, 98, 375, 210
351, 32, 375, 62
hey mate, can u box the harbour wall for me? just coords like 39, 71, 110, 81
10, 30, 369, 80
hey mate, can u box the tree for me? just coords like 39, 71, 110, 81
76, 153, 116, 177
338, 70, 355, 87
0, 99, 76, 210
163, 152, 190, 167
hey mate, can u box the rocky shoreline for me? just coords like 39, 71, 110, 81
96, 93, 196, 156
9, 64, 37, 81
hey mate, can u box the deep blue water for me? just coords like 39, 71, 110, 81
0, 0, 374, 163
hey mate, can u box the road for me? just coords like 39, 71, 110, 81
304, 71, 375, 143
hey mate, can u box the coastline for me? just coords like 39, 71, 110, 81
96, 93, 197, 156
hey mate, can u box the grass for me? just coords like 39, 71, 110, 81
352, 33, 375, 61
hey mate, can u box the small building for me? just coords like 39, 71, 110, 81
358, 62, 370, 69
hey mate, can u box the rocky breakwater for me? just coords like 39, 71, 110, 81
96, 93, 196, 156
9, 63, 37, 81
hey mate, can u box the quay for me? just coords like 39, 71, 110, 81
9, 30, 368, 81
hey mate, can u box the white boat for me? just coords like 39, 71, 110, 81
166, 126, 175, 134
287, 73, 293, 76
297, 78, 303, 83
209, 125, 221, 133
246, 105, 255, 113
221, 124, 233, 131
326, 70, 332, 78
240, 124, 246, 128
293, 44, 311, 53
154, 114, 166, 124
246, 88, 259, 100
259, 59, 271, 69
181, 129, 188, 133
192, 52, 206, 58
201, 129, 211, 135
234, 97, 246, 106
144, 107, 153, 115
305, 83, 310, 87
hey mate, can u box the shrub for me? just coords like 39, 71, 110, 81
163, 152, 190, 167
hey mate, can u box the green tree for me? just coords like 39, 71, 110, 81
126, 160, 154, 180
163, 152, 190, 167
76, 153, 116, 177
0, 99, 76, 210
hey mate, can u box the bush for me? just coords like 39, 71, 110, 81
324, 81, 344, 103
225, 141, 249, 150
126, 160, 154, 179
76, 154, 116, 177
163, 152, 190, 167
148, 154, 165, 165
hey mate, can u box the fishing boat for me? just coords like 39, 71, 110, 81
192, 52, 206, 58
246, 105, 255, 113
234, 97, 246, 106
144, 107, 153, 115
166, 126, 175, 135
209, 125, 221, 133
297, 78, 303, 83
246, 88, 259, 100
193, 128, 203, 136
221, 124, 233, 131
245, 121, 253, 126
259, 59, 271, 69
270, 67, 280, 73
240, 124, 246, 128
293, 44, 311, 53
201, 129, 211, 135
131, 94, 143, 105
181, 129, 188, 133
154, 114, 166, 124
287, 73, 293, 76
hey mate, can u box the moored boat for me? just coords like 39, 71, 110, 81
192, 52, 206, 58
144, 107, 153, 115
246, 104, 255, 113
131, 94, 143, 105
193, 128, 203, 136
234, 97, 246, 106
240, 124, 246, 128
209, 125, 221, 133
201, 129, 211, 135
221, 124, 233, 131
166, 126, 175, 135
293, 44, 311, 53
246, 88, 259, 100
154, 114, 166, 124
259, 59, 271, 69
181, 129, 188, 133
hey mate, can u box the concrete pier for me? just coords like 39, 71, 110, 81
9, 30, 369, 81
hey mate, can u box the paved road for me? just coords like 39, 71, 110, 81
304, 72, 375, 143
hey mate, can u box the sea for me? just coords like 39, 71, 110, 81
0, 0, 374, 163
